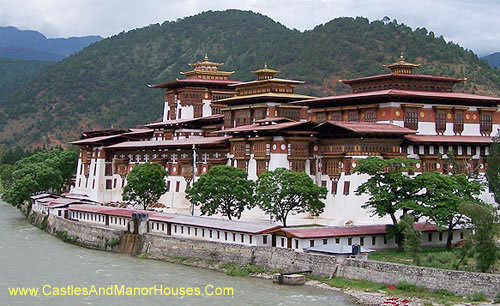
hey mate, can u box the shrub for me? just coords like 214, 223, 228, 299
222, 263, 266, 277
495, 291, 500, 304
468, 291, 487, 302
397, 281, 417, 292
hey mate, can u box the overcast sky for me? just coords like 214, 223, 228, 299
0, 0, 499, 56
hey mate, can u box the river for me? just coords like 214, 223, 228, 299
0, 200, 354, 305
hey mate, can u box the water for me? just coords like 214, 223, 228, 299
0, 200, 354, 305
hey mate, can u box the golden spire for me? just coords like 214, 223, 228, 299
251, 63, 280, 80
204, 53, 209, 61
383, 52, 420, 74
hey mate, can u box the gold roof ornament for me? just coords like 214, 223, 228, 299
251, 63, 280, 80
181, 54, 234, 79
383, 52, 420, 74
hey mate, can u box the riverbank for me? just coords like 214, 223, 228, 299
24, 207, 497, 305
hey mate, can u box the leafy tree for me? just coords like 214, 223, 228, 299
255, 168, 327, 227
487, 134, 500, 205
186, 165, 255, 220
409, 171, 483, 248
459, 201, 499, 273
354, 158, 418, 223
354, 157, 419, 249
122, 162, 168, 210
400, 215, 422, 265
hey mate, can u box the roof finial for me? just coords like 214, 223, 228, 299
264, 62, 268, 69
204, 53, 209, 61
400, 51, 405, 61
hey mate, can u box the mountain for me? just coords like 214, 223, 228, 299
0, 58, 52, 105
483, 52, 500, 69
0, 26, 102, 61
1, 10, 499, 148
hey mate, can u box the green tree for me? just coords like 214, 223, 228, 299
410, 171, 483, 248
122, 162, 168, 210
255, 168, 327, 227
2, 162, 63, 207
354, 157, 419, 249
186, 165, 255, 220
459, 201, 499, 272
487, 135, 500, 205
400, 215, 422, 265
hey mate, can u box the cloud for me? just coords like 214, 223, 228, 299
0, 0, 498, 55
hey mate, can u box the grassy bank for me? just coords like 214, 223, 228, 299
368, 247, 500, 273
308, 276, 488, 305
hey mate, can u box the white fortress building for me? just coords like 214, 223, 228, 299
71, 54, 499, 226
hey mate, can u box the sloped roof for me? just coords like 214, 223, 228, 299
281, 223, 438, 239
217, 121, 309, 134
105, 136, 230, 149
316, 121, 416, 134
405, 135, 493, 144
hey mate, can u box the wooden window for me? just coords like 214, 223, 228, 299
290, 161, 305, 172
166, 181, 170, 192
404, 108, 419, 130
310, 160, 316, 175
435, 111, 446, 135
295, 240, 299, 249
331, 111, 342, 121
423, 160, 437, 172
105, 179, 112, 190
323, 239, 328, 245
235, 109, 251, 126
335, 238, 340, 244
325, 159, 342, 177
252, 142, 267, 157
278, 108, 300, 121
256, 160, 268, 176
480, 112, 493, 135
344, 159, 352, 175
309, 240, 315, 247
348, 238, 352, 245
254, 108, 266, 120
348, 110, 360, 122
105, 163, 113, 176
193, 105, 203, 118
343, 181, 350, 195
331, 181, 337, 195
175, 181, 180, 192
316, 112, 326, 123
454, 110, 464, 135
241, 234, 244, 243
211, 105, 222, 115
233, 142, 246, 157
224, 111, 233, 128
364, 109, 377, 122
113, 178, 117, 189
236, 160, 247, 170
290, 142, 308, 157
263, 235, 268, 244
360, 237, 364, 246
372, 236, 376, 245
428, 233, 432, 242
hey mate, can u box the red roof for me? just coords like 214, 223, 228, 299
105, 136, 230, 149
342, 73, 463, 84
317, 121, 416, 134
217, 121, 308, 134
296, 89, 500, 106
405, 135, 493, 144
71, 134, 124, 145
148, 79, 240, 89
281, 223, 438, 239
69, 205, 159, 218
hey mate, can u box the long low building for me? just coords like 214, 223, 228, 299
59, 201, 463, 252
68, 204, 281, 247
269, 224, 463, 252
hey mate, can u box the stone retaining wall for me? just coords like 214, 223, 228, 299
339, 259, 500, 298
141, 233, 339, 276
30, 211, 123, 250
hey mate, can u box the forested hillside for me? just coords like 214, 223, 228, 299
0, 58, 52, 105
1, 10, 499, 148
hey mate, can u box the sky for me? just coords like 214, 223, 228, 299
0, 0, 499, 56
